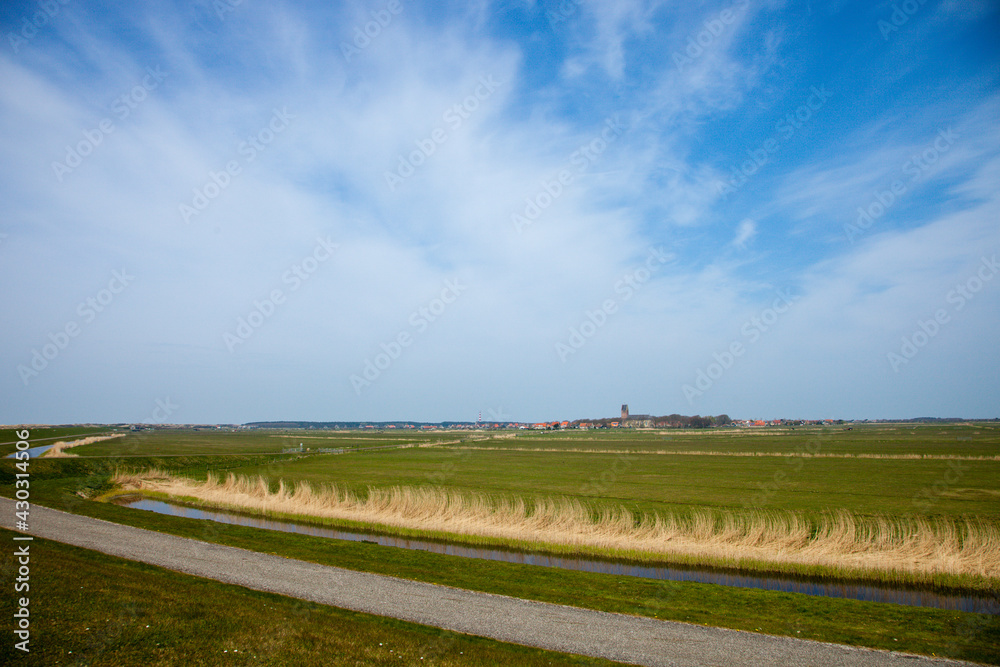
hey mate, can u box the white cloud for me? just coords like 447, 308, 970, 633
732, 218, 757, 247
1, 1, 997, 422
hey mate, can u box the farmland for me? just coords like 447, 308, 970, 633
97, 424, 1000, 593
4, 422, 999, 663
33, 428, 466, 458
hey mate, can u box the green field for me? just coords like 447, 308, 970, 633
457, 423, 1000, 456
3, 423, 1000, 663
63, 428, 468, 457
0, 426, 124, 458
86, 424, 994, 593
220, 441, 1000, 518
58, 424, 1000, 517
69, 425, 1000, 578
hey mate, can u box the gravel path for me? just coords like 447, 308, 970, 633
1, 498, 977, 667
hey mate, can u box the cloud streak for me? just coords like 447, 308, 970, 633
1, 0, 998, 423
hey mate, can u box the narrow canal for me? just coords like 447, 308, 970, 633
7, 443, 57, 458
120, 498, 998, 614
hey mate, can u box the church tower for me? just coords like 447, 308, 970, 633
621, 404, 629, 420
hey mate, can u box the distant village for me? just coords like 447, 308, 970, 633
117, 407, 993, 432
230, 405, 856, 432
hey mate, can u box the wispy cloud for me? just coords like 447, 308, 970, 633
732, 219, 757, 247
1, 0, 998, 423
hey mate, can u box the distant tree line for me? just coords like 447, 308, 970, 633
664, 414, 731, 428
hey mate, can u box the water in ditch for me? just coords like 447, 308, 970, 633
120, 497, 998, 614
6, 443, 57, 458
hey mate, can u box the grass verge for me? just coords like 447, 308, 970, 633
9, 478, 1000, 665
0, 528, 626, 666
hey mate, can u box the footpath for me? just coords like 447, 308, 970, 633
0, 498, 977, 667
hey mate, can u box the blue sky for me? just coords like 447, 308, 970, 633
1, 0, 998, 424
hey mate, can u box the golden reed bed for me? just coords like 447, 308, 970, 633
113, 470, 999, 582
43, 433, 126, 458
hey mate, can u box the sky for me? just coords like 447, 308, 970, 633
1, 0, 998, 425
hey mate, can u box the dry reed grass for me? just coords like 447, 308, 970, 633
44, 433, 126, 458
113, 470, 1000, 582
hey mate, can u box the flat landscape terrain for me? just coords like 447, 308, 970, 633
230, 429, 1000, 517
100, 423, 1000, 588
3, 423, 999, 664
0, 428, 463, 458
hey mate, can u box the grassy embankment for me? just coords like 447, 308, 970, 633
0, 528, 625, 666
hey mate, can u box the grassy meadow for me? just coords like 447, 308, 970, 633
62, 428, 469, 457
3, 423, 1000, 663
226, 436, 1000, 517
474, 423, 1000, 456
0, 426, 124, 458
86, 424, 1000, 589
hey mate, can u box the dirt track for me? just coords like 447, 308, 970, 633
0, 498, 978, 667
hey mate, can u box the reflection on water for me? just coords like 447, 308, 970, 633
6, 444, 55, 458
121, 498, 998, 615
